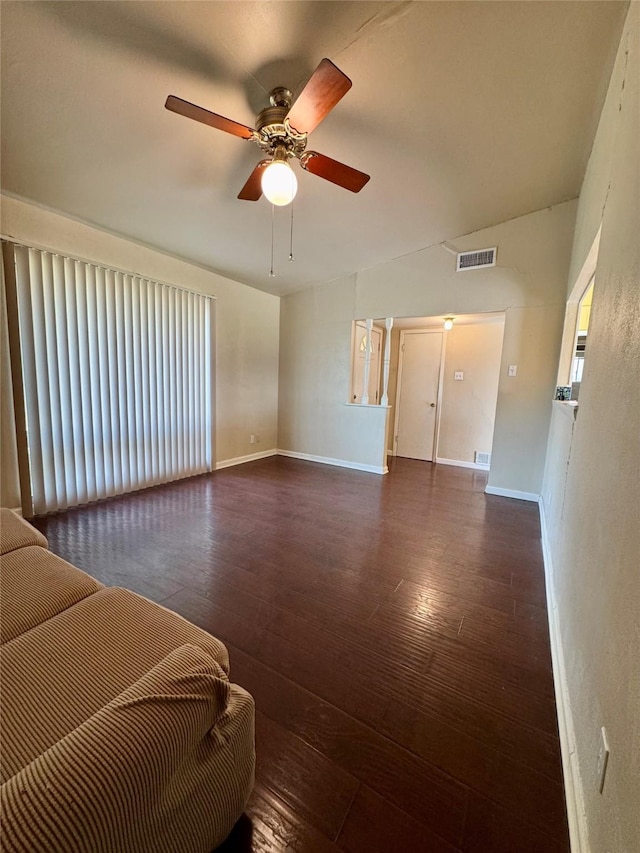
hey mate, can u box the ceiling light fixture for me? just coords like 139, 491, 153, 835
444, 317, 454, 331
261, 146, 298, 207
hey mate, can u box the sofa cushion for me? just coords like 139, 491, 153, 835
1, 643, 255, 853
0, 509, 47, 555
0, 546, 104, 644
0, 586, 230, 782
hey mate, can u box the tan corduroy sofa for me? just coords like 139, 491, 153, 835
0, 508, 255, 853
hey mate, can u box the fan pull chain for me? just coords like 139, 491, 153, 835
289, 203, 294, 262
269, 203, 275, 277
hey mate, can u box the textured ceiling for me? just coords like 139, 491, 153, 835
0, 1, 627, 296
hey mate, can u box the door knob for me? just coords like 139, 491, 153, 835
430, 402, 436, 407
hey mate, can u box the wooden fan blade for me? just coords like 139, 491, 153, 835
286, 59, 352, 135
238, 160, 270, 201
300, 152, 370, 193
165, 95, 254, 140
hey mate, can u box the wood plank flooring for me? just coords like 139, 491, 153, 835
33, 456, 569, 852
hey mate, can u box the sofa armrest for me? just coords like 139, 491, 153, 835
1, 643, 255, 853
0, 508, 47, 555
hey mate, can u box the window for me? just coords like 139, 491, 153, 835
3, 242, 214, 516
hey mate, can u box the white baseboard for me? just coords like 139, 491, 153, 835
484, 485, 539, 502
215, 449, 277, 470
436, 456, 490, 471
277, 449, 388, 475
539, 498, 589, 853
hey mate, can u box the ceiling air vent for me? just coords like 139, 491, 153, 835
456, 247, 497, 271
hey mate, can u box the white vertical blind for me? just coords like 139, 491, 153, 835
5, 243, 213, 515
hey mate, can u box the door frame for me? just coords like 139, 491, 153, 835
392, 328, 447, 460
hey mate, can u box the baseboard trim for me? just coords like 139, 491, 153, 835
277, 449, 388, 475
484, 485, 539, 502
436, 457, 490, 471
539, 498, 589, 853
215, 449, 277, 470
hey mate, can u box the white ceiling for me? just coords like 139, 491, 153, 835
0, 1, 627, 297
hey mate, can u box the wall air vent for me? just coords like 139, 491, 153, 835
475, 451, 491, 466
456, 247, 497, 271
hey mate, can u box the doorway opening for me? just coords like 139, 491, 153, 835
348, 312, 505, 474
386, 313, 505, 469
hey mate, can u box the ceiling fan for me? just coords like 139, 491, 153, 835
165, 58, 370, 206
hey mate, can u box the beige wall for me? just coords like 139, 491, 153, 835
0, 194, 280, 507
438, 320, 504, 465
278, 277, 388, 471
541, 5, 639, 852
279, 200, 576, 494
0, 262, 20, 508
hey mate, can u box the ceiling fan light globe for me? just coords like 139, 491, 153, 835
261, 160, 298, 206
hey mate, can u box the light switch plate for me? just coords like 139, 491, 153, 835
508, 365, 518, 377
454, 371, 464, 381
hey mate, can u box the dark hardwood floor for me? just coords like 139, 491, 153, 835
33, 456, 569, 852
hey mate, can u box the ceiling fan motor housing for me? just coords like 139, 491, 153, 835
255, 94, 308, 159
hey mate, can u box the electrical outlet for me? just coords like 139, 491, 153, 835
454, 371, 464, 381
597, 726, 609, 793
249, 434, 255, 444
508, 364, 518, 377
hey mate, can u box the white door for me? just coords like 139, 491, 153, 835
351, 323, 382, 404
395, 331, 443, 461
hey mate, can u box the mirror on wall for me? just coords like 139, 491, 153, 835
350, 320, 384, 404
